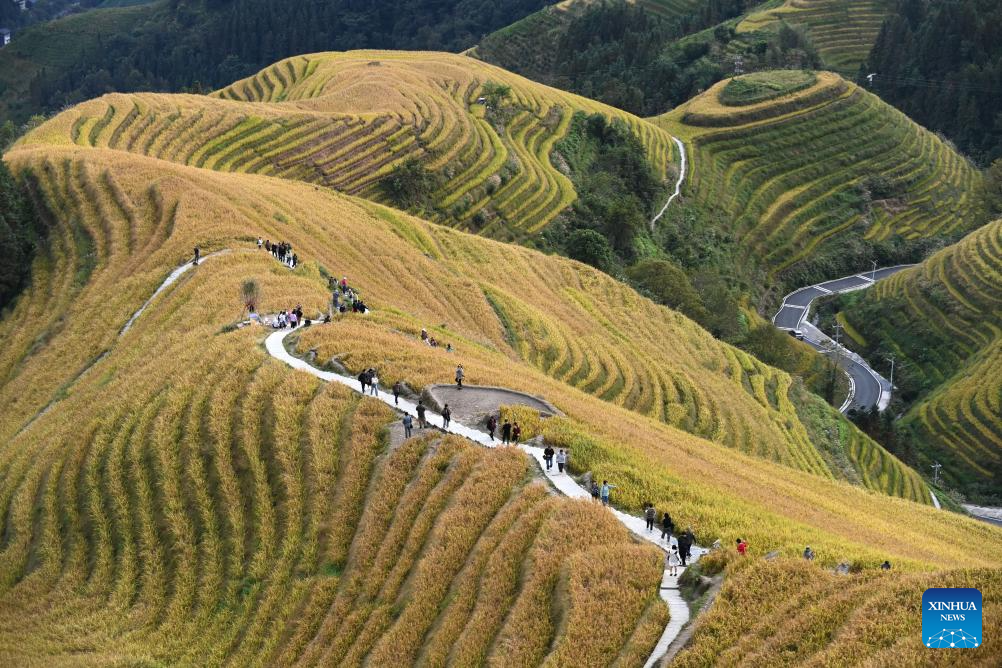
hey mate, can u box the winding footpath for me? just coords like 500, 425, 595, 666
264, 326, 705, 667
773, 265, 912, 413
650, 136, 688, 232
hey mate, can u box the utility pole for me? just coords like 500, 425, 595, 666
887, 354, 895, 389
931, 461, 942, 486
871, 259, 877, 282
833, 323, 843, 370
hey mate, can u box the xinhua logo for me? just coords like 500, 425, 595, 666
923, 588, 982, 648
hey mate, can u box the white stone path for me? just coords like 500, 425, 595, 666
265, 326, 705, 667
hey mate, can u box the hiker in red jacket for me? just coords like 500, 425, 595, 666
736, 538, 748, 556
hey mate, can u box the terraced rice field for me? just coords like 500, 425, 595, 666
4, 55, 1001, 662
738, 0, 893, 72
29, 51, 676, 240
655, 71, 982, 281
674, 557, 1001, 665
840, 220, 1002, 491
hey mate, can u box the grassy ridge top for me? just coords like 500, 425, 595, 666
839, 219, 1002, 499
20, 51, 676, 241
738, 0, 893, 72
654, 71, 983, 285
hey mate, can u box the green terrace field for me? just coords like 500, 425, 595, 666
738, 0, 893, 72
654, 71, 984, 287
22, 50, 677, 242
838, 219, 1002, 500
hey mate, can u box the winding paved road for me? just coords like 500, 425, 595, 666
773, 266, 912, 412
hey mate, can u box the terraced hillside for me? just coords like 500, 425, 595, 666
4, 116, 1002, 661
738, 0, 892, 72
675, 557, 1001, 665
471, 0, 707, 78
838, 220, 1002, 500
655, 71, 983, 286
23, 51, 677, 241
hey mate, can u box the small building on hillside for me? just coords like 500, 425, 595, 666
0, 28, 11, 47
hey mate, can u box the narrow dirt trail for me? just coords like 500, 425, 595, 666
265, 326, 705, 666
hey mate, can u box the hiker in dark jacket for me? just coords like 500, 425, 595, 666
501, 419, 512, 445
677, 529, 693, 566
487, 415, 498, 441
442, 404, 452, 429
416, 401, 427, 428
358, 370, 369, 394
543, 446, 554, 470
660, 512, 675, 542
392, 381, 403, 405
590, 481, 600, 502
644, 503, 657, 532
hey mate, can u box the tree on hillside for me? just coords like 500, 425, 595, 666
241, 279, 260, 315
566, 228, 616, 273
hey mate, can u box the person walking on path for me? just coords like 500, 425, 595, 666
600, 480, 616, 506
803, 546, 815, 561
257, 237, 263, 251
736, 538, 748, 556
644, 503, 657, 532
455, 365, 464, 389
501, 419, 512, 445
442, 404, 452, 429
416, 401, 427, 429
556, 449, 567, 473
543, 446, 554, 470
511, 422, 521, 445
402, 413, 413, 439
289, 310, 298, 328
358, 370, 369, 394
368, 369, 379, 396
193, 245, 200, 266
590, 481, 600, 502
340, 276, 348, 293
392, 381, 403, 406
660, 512, 675, 542
678, 528, 694, 566
668, 545, 681, 577
487, 415, 497, 441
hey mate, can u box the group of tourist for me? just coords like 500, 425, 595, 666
485, 415, 522, 445
331, 276, 368, 314
271, 304, 307, 329
420, 328, 452, 351
541, 446, 569, 473
357, 368, 380, 396
261, 238, 298, 268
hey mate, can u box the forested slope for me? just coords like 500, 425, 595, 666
0, 0, 553, 125
867, 0, 1002, 165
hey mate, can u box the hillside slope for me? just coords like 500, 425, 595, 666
654, 70, 984, 289
3, 131, 1000, 662
0, 0, 553, 125
738, 0, 892, 72
21, 51, 676, 241
837, 219, 1002, 501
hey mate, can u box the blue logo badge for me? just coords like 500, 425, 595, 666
923, 588, 982, 648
